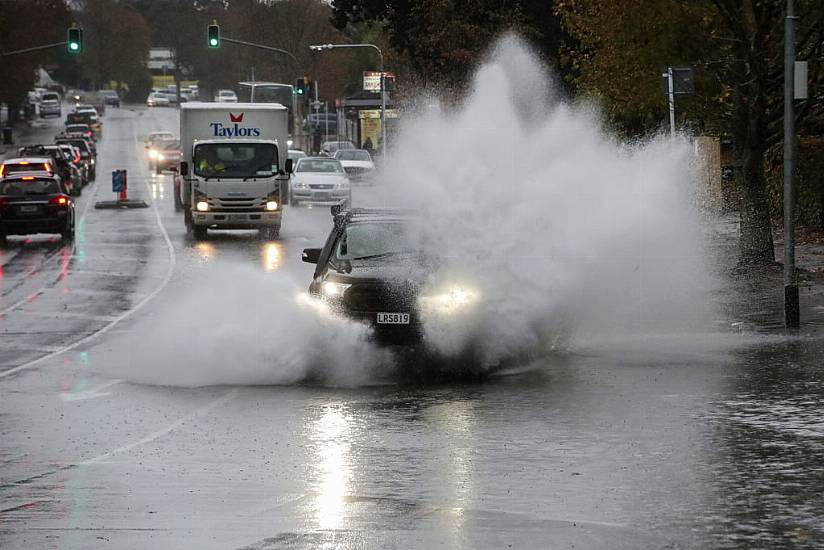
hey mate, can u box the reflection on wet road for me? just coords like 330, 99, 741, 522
1, 104, 824, 550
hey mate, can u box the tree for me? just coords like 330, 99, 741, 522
77, 0, 151, 92
556, 0, 824, 264
331, 0, 569, 87
0, 0, 72, 121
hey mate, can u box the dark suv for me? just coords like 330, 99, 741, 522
0, 173, 76, 245
302, 205, 480, 349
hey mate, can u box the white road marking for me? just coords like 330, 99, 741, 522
0, 116, 178, 379
79, 389, 238, 465
61, 379, 123, 401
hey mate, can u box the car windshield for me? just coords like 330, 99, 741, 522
336, 150, 371, 161
193, 143, 277, 179
296, 159, 343, 173
150, 133, 174, 142
0, 179, 59, 195
161, 141, 180, 150
334, 222, 414, 261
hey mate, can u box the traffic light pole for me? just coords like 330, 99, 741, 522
310, 43, 387, 155
1, 41, 68, 57
220, 37, 300, 70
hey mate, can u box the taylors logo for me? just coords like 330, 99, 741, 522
210, 112, 261, 137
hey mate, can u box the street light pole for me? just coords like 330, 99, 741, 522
310, 43, 387, 155
784, 0, 800, 328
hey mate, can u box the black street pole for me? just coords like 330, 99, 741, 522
784, 0, 800, 329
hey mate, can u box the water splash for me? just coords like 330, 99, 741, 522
378, 34, 719, 365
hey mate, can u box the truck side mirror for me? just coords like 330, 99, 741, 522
302, 248, 321, 264
285, 158, 294, 174
179, 161, 189, 176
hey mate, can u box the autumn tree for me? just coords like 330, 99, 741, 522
331, 0, 569, 87
556, 0, 824, 265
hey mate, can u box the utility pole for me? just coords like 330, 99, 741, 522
667, 66, 676, 135
783, 0, 800, 328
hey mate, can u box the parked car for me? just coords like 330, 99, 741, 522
289, 157, 351, 206
0, 173, 76, 245
39, 99, 61, 118
147, 93, 170, 107
214, 89, 238, 103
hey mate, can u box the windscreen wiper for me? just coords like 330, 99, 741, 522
352, 250, 417, 261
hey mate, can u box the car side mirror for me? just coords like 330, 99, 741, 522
285, 158, 294, 174
302, 248, 321, 264
179, 161, 189, 176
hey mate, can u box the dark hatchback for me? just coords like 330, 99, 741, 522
0, 174, 76, 245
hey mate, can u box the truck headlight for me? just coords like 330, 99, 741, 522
322, 281, 351, 298
266, 200, 278, 211
196, 201, 209, 212
157, 153, 165, 161
419, 286, 479, 314
148, 149, 158, 159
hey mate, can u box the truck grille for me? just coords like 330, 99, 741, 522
207, 196, 266, 211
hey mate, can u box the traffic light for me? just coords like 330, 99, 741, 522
67, 26, 82, 54
294, 77, 305, 95
207, 22, 220, 48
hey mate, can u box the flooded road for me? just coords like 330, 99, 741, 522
2, 104, 824, 549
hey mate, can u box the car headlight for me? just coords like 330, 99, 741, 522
322, 281, 351, 298
157, 153, 165, 161
196, 201, 209, 212
419, 286, 479, 314
148, 149, 158, 159
293, 180, 307, 189
266, 200, 278, 211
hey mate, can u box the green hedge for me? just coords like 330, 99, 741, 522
766, 137, 824, 228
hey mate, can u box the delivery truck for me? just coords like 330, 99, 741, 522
178, 102, 291, 240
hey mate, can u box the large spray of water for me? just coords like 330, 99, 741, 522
381, 35, 718, 365
95, 35, 719, 386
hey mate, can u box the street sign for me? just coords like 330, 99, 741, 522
363, 71, 395, 92
661, 67, 694, 96
794, 61, 808, 99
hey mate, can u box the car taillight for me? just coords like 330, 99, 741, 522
0, 165, 5, 177
49, 195, 69, 206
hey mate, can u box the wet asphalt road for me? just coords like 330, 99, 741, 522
2, 105, 824, 549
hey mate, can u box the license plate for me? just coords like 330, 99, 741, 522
313, 192, 329, 200
18, 205, 39, 213
376, 312, 410, 325
228, 214, 246, 221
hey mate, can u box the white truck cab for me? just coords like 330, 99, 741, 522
179, 103, 291, 240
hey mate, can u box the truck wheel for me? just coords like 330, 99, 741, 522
259, 226, 279, 240
193, 225, 207, 240
174, 194, 183, 212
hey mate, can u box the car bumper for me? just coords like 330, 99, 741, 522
1, 217, 69, 235
192, 211, 282, 228
291, 189, 350, 203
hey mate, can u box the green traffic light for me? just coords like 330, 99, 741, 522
69, 42, 79, 51
67, 26, 82, 54
209, 38, 218, 47
207, 23, 220, 48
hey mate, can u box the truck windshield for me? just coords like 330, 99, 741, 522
193, 143, 278, 179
